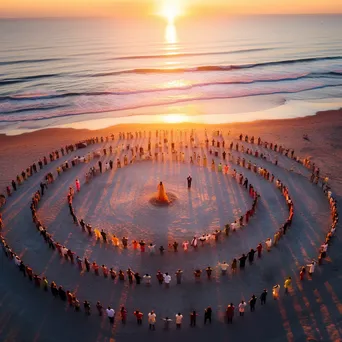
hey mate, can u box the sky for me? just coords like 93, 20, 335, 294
0, 0, 342, 18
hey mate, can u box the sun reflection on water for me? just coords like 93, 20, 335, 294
162, 114, 188, 123
165, 23, 177, 45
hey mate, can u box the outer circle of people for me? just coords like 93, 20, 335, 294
0, 130, 338, 329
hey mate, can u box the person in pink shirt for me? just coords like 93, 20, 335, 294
75, 179, 80, 192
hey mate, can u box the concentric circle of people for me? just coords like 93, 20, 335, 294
0, 129, 337, 328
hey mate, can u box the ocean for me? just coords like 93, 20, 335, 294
0, 15, 342, 134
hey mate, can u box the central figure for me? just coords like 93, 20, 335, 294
157, 181, 169, 203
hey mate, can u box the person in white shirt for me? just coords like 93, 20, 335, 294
163, 273, 171, 287
320, 243, 328, 258
265, 238, 272, 251
106, 306, 115, 323
143, 273, 151, 285
190, 236, 198, 248
307, 260, 316, 276
218, 261, 229, 274
14, 255, 21, 267
175, 313, 183, 329
238, 301, 247, 316
148, 310, 156, 330
148, 244, 156, 254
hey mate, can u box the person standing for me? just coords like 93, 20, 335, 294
175, 269, 183, 284
148, 243, 156, 254
76, 256, 82, 270
300, 266, 306, 281
226, 303, 235, 324
75, 179, 80, 192
231, 258, 237, 273
272, 284, 280, 300
98, 160, 102, 173
127, 268, 134, 284
248, 248, 256, 264
284, 276, 292, 294
175, 313, 183, 329
256, 242, 263, 258
40, 182, 45, 196
249, 295, 257, 312
156, 271, 164, 285
143, 273, 152, 285
265, 238, 272, 252
238, 300, 246, 316
96, 301, 103, 316
172, 241, 178, 252
134, 272, 141, 284
100, 229, 107, 242
204, 306, 212, 324
187, 175, 192, 189
84, 257, 90, 272
106, 306, 115, 323
239, 254, 247, 269
206, 266, 213, 279
260, 289, 268, 305
194, 269, 202, 281
84, 301, 91, 315
162, 317, 172, 330
12, 180, 17, 192
148, 310, 157, 330
120, 306, 127, 324
307, 260, 317, 277
134, 310, 143, 325
218, 261, 229, 275
190, 310, 198, 327
163, 272, 171, 287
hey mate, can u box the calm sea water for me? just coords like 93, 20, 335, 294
0, 15, 342, 134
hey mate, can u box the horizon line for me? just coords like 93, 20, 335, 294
0, 13, 342, 20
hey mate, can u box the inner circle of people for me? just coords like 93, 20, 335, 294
0, 128, 337, 330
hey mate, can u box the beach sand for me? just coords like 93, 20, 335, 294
0, 109, 341, 342
1, 108, 342, 191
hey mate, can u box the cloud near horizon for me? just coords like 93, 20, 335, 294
0, 0, 342, 18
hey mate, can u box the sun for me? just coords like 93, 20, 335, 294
159, 0, 182, 24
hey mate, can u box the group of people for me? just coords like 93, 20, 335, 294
66, 156, 260, 254
0, 129, 338, 332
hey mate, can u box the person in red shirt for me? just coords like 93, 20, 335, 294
134, 310, 143, 325
92, 262, 99, 275
256, 243, 263, 258
139, 240, 146, 252
132, 240, 138, 249
156, 271, 164, 285
102, 265, 109, 278
120, 306, 127, 324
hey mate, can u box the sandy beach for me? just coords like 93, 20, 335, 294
0, 109, 341, 342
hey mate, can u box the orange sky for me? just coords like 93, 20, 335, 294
0, 0, 341, 18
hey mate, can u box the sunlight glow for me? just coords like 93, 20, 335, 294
159, 0, 182, 24
162, 114, 188, 123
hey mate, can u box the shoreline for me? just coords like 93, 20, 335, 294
0, 107, 341, 138
1, 97, 342, 137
